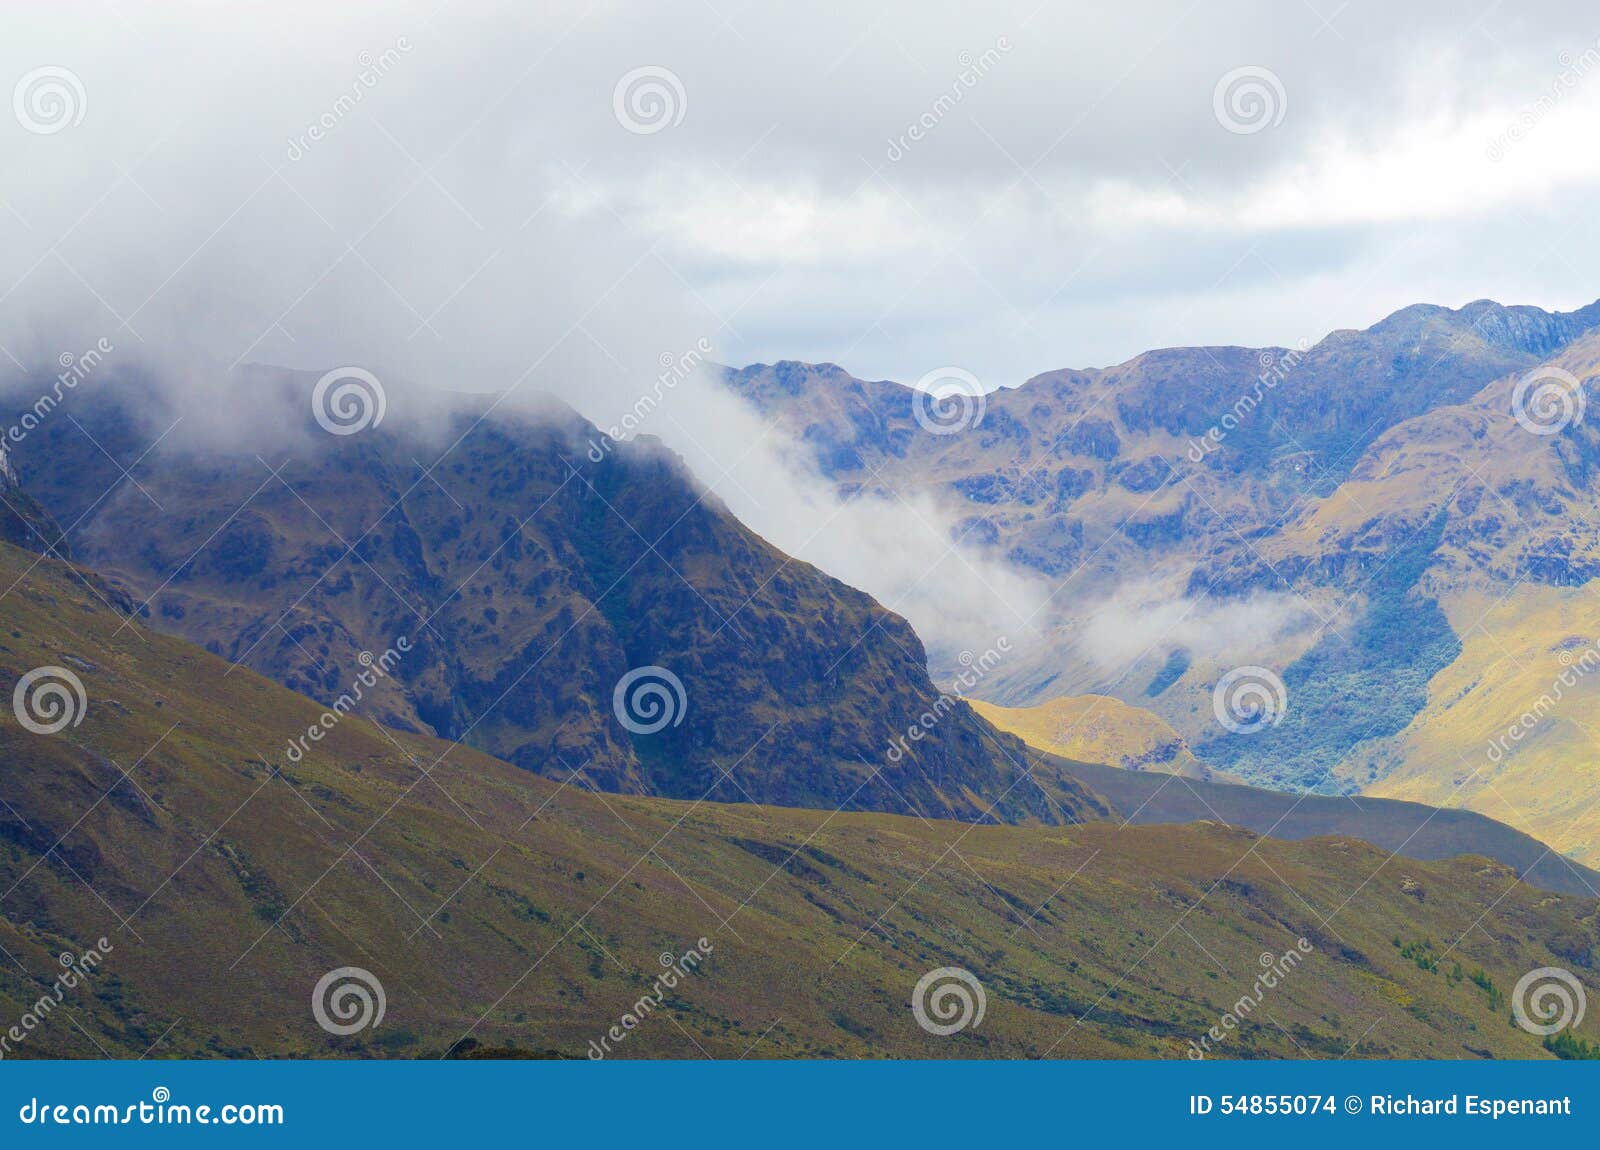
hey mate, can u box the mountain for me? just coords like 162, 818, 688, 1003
722, 299, 1600, 591
2, 538, 1597, 1060
1217, 328, 1600, 862
0, 444, 65, 557
1051, 758, 1600, 900
976, 694, 1600, 898
1352, 582, 1600, 865
720, 300, 1600, 862
7, 372, 1087, 827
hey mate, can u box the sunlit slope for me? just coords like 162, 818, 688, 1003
1355, 582, 1600, 865
2, 542, 1599, 1060
1256, 331, 1600, 592
971, 695, 1213, 779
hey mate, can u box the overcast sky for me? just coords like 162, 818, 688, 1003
8, 1, 1600, 394
7, 2, 1600, 660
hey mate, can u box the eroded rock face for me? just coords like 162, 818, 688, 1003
0, 444, 66, 558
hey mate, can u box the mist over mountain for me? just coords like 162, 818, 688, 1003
11, 0, 1600, 1074
3, 369, 1094, 825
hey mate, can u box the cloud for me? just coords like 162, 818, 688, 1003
3, 0, 1599, 661
0, 1, 1055, 657
1074, 578, 1316, 678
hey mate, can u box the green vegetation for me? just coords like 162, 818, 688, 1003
1144, 649, 1190, 698
0, 542, 1597, 1060
1545, 1031, 1600, 1060
1394, 935, 1440, 973
1470, 968, 1504, 1010
1198, 513, 1461, 792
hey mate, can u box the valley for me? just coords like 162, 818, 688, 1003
4, 300, 1600, 1061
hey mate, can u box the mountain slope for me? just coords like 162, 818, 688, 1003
971, 694, 1214, 780
1350, 583, 1600, 865
1050, 759, 1600, 900
1194, 328, 1600, 856
2, 539, 1598, 1061
8, 374, 1084, 826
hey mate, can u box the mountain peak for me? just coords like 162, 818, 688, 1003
1365, 296, 1600, 359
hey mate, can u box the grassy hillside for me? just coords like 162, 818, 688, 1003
964, 694, 1600, 896
1356, 582, 1600, 865
1052, 759, 1600, 899
2, 543, 1599, 1060
971, 694, 1213, 779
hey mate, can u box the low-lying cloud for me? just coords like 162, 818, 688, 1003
0, 2, 1053, 657
1075, 579, 1316, 678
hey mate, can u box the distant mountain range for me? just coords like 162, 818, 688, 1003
723, 299, 1600, 588
720, 299, 1600, 864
